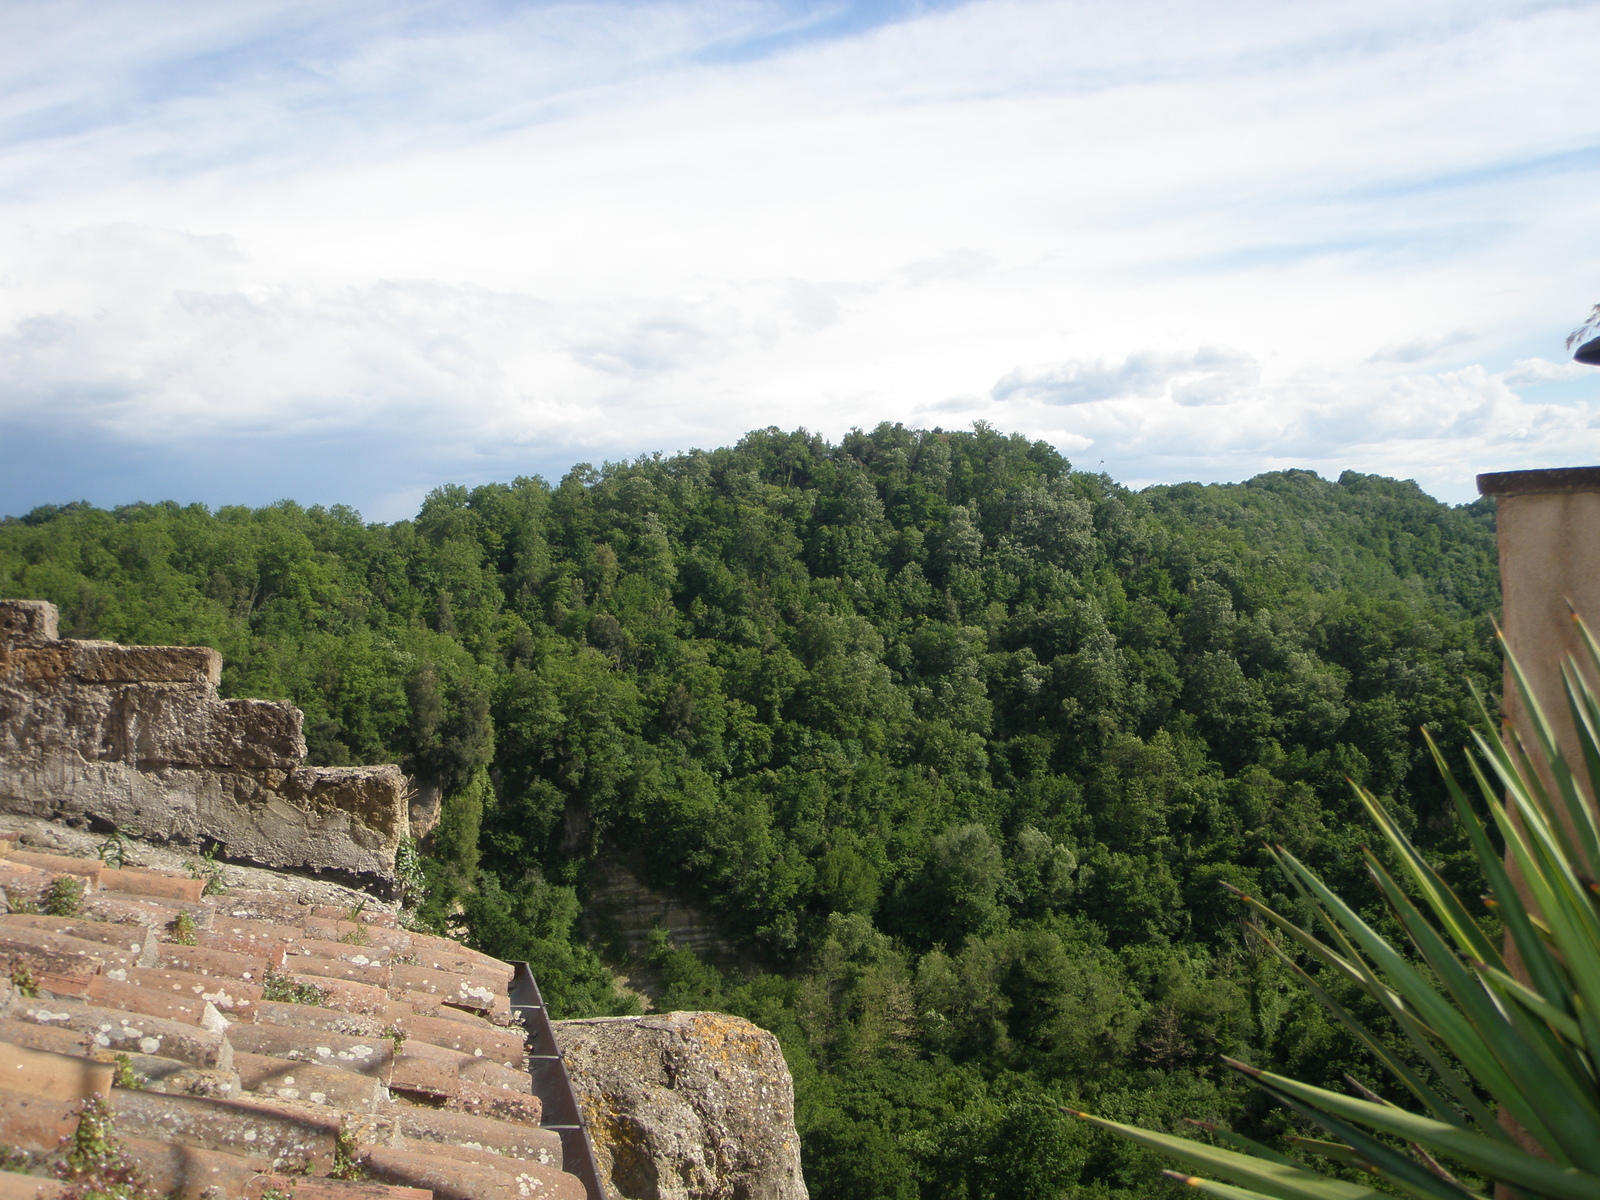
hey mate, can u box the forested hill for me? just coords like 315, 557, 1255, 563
0, 424, 1501, 1199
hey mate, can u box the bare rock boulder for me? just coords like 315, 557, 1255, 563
554, 1011, 808, 1200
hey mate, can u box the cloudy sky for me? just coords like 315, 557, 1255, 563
1, 0, 1597, 520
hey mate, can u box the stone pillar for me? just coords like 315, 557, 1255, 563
1477, 466, 1600, 784
1474, 466, 1600, 1171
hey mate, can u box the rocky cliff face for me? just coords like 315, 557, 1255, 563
0, 600, 409, 889
580, 856, 743, 978
556, 1012, 808, 1200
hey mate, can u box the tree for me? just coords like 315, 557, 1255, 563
1077, 631, 1600, 1200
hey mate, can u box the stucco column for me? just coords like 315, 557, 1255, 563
1475, 467, 1600, 1172
1477, 467, 1600, 792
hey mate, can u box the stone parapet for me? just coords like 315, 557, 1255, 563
0, 600, 408, 891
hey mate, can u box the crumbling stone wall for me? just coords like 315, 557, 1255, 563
0, 600, 408, 889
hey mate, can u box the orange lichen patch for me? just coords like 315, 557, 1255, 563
0, 643, 76, 687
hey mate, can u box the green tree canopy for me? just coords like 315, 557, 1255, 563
0, 425, 1502, 1199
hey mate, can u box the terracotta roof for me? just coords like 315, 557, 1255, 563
0, 832, 589, 1200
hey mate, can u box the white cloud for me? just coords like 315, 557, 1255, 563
967, 350, 1600, 500
992, 347, 1261, 408
1366, 330, 1477, 365
1, 0, 1598, 516
1497, 357, 1595, 389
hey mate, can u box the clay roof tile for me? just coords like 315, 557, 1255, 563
156, 943, 277, 980
122, 966, 261, 1018
0, 846, 590, 1200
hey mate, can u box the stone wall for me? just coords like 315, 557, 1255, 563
0, 600, 408, 890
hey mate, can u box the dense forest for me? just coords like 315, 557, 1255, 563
0, 424, 1502, 1200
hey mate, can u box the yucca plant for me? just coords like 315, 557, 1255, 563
1069, 619, 1600, 1200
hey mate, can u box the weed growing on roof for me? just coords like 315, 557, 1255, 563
44, 876, 83, 918
393, 837, 425, 927
258, 1188, 296, 1200
391, 952, 418, 966
182, 846, 227, 896
381, 1024, 406, 1053
10, 961, 38, 998
328, 1128, 366, 1182
0, 1144, 38, 1173
345, 897, 368, 923
261, 966, 327, 1006
338, 925, 370, 947
6, 894, 37, 914
95, 832, 129, 871
110, 1055, 141, 1091
169, 911, 196, 946
55, 1094, 160, 1200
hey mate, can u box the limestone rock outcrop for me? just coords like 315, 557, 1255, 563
0, 600, 409, 889
580, 857, 742, 977
554, 1011, 808, 1200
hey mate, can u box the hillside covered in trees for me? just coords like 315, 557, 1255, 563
0, 424, 1501, 1200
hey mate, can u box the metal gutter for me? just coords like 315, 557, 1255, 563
510, 960, 608, 1200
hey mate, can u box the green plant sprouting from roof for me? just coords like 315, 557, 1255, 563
329, 1127, 366, 1182
261, 965, 327, 1007
56, 1094, 159, 1200
182, 845, 226, 896
96, 831, 129, 871
110, 1054, 141, 1092
169, 911, 196, 946
1074, 616, 1600, 1200
44, 875, 83, 918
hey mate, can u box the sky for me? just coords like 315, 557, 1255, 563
1, 0, 1598, 521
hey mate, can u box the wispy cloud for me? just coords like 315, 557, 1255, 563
1366, 330, 1478, 365
962, 350, 1600, 497
0, 0, 1597, 517
992, 347, 1260, 408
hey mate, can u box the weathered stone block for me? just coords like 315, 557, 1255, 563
0, 600, 409, 890
71, 644, 222, 687
207, 699, 305, 769
0, 602, 57, 648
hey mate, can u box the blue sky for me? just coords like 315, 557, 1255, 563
1, 0, 1598, 519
